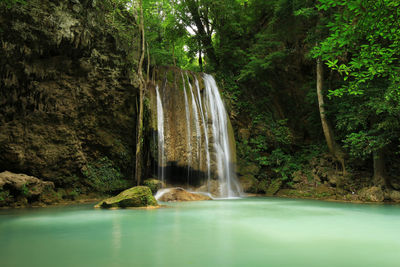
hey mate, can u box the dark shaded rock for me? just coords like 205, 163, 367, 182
156, 188, 211, 202
0, 171, 58, 207
95, 186, 158, 208
390, 179, 400, 190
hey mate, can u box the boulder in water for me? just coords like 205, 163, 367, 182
95, 186, 158, 208
156, 188, 212, 202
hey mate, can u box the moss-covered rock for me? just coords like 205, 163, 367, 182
95, 186, 158, 208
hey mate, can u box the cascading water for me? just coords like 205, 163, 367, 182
203, 74, 242, 197
153, 69, 241, 198
156, 85, 165, 185
182, 73, 192, 182
194, 77, 211, 189
187, 73, 202, 172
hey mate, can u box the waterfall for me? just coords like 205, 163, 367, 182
203, 74, 242, 197
156, 85, 165, 185
153, 69, 241, 198
194, 77, 211, 189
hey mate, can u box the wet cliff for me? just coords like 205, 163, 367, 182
0, 0, 140, 196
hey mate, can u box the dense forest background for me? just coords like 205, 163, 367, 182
1, 0, 400, 204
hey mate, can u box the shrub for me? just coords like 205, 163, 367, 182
82, 157, 131, 193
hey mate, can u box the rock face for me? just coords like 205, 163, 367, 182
0, 171, 57, 207
0, 0, 140, 192
95, 186, 158, 208
156, 188, 212, 202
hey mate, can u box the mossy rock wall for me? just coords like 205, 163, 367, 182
0, 0, 140, 191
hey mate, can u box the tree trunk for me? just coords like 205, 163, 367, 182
199, 48, 203, 72
135, 0, 146, 186
172, 42, 176, 67
186, 0, 218, 68
316, 58, 346, 173
373, 148, 387, 187
146, 41, 150, 84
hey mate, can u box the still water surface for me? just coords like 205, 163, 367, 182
1, 197, 399, 267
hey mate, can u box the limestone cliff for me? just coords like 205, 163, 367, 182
0, 0, 140, 194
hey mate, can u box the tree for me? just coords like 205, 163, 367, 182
313, 0, 400, 186
135, 0, 146, 185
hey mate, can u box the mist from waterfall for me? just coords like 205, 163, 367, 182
154, 71, 241, 198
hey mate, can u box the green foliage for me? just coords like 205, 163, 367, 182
82, 157, 130, 193
0, 189, 10, 202
143, 179, 162, 195
143, 0, 195, 68
314, 0, 400, 96
0, 0, 26, 8
99, 0, 139, 63
21, 183, 29, 196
